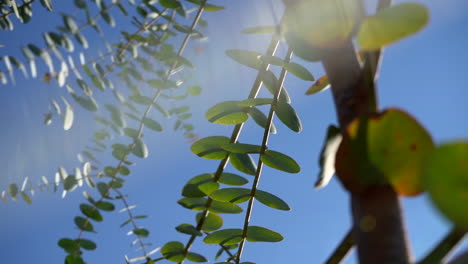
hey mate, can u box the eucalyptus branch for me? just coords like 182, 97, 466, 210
175, 35, 282, 264
113, 188, 148, 257
0, 0, 35, 20
418, 227, 466, 264
235, 48, 293, 264
324, 228, 354, 264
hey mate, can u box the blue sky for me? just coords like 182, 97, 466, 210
1, 0, 467, 263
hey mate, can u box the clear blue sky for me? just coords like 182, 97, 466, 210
1, 0, 467, 263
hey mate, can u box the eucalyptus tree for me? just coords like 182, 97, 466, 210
0, 0, 467, 264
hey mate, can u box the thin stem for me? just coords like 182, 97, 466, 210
176, 35, 281, 264
419, 227, 466, 264
324, 228, 355, 264
235, 48, 293, 264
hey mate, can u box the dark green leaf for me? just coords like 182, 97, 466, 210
261, 150, 300, 173
205, 4, 224, 12
203, 229, 243, 245
178, 197, 207, 211
176, 223, 202, 236
255, 190, 290, 211
8, 184, 18, 199
21, 191, 32, 204
210, 188, 251, 204
133, 228, 150, 237
160, 0, 181, 9
80, 203, 103, 222
246, 226, 283, 242
275, 102, 302, 133
221, 143, 262, 154
64, 175, 78, 191
58, 238, 79, 254
74, 216, 94, 232
191, 136, 230, 159
95, 201, 115, 211
218, 173, 248, 186
186, 252, 207, 262
77, 239, 96, 250
229, 153, 257, 176
182, 174, 214, 198
247, 107, 277, 134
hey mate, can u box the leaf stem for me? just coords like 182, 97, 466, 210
418, 227, 466, 264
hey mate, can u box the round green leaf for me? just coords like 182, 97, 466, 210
206, 101, 248, 124
132, 138, 148, 158
218, 173, 248, 186
186, 252, 207, 263
247, 107, 277, 134
225, 49, 262, 69
196, 212, 223, 232
133, 228, 150, 237
63, 175, 77, 191
306, 75, 330, 95
336, 108, 434, 196
255, 190, 290, 211
182, 174, 214, 198
424, 142, 468, 228
8, 183, 18, 199
275, 102, 302, 133
176, 223, 202, 236
246, 226, 283, 242
191, 136, 230, 159
188, 85, 202, 96
178, 197, 207, 211
210, 188, 251, 204
74, 216, 94, 232
143, 117, 162, 132
237, 98, 273, 107
229, 153, 257, 176
357, 3, 429, 50
95, 201, 115, 212
80, 203, 103, 222
161, 241, 185, 262
58, 238, 79, 254
283, 62, 314, 81
76, 239, 96, 250
221, 143, 262, 154
261, 150, 300, 173
209, 200, 243, 214
203, 228, 243, 245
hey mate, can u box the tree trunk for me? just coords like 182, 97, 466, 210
322, 40, 412, 263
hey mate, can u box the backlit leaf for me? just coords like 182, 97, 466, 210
191, 136, 230, 159
206, 101, 248, 125
132, 138, 148, 158
221, 143, 262, 154
196, 212, 223, 232
357, 3, 429, 50
424, 142, 468, 228
226, 49, 261, 69
306, 75, 330, 95
283, 62, 314, 81
161, 241, 185, 262
242, 25, 277, 34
